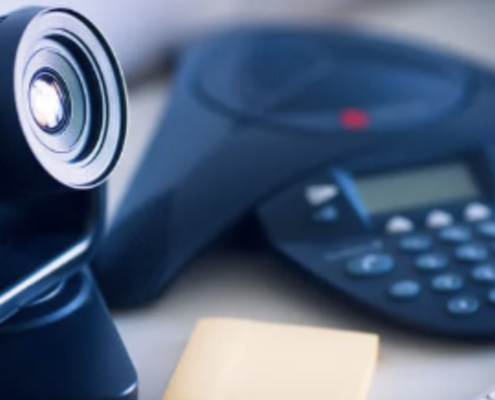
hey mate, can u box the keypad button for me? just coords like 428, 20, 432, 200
447, 295, 480, 316
347, 254, 394, 278
388, 280, 421, 300
415, 253, 448, 272
386, 216, 414, 235
487, 289, 495, 305
472, 265, 495, 283
398, 235, 432, 253
431, 274, 464, 292
455, 243, 488, 263
426, 210, 454, 229
438, 226, 471, 244
305, 184, 339, 206
465, 203, 492, 222
313, 205, 339, 223
477, 221, 495, 239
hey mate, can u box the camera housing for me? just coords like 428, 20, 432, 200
0, 7, 127, 321
0, 7, 136, 399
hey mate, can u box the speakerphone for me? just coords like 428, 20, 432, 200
94, 28, 495, 339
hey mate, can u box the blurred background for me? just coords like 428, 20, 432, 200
1, 0, 494, 83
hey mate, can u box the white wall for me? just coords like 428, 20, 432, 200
2, 0, 494, 78
0, 0, 364, 77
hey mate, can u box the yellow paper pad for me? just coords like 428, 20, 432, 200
163, 319, 379, 400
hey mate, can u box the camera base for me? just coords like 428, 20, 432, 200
0, 267, 137, 400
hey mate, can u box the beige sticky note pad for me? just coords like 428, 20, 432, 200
163, 319, 379, 400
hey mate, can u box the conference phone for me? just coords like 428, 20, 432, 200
94, 27, 495, 339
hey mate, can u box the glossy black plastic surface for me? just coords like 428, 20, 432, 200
0, 268, 137, 400
0, 188, 104, 323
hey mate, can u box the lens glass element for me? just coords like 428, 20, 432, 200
29, 71, 70, 134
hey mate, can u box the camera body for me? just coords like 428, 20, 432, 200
0, 7, 137, 399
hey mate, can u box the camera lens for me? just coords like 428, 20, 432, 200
29, 70, 71, 134
17, 9, 127, 189
0, 7, 127, 194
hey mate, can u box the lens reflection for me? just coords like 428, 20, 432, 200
29, 72, 70, 134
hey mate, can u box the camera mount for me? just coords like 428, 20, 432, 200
0, 187, 138, 400
0, 267, 137, 400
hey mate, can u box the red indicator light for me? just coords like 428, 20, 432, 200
340, 108, 370, 130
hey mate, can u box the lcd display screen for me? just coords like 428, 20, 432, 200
355, 162, 480, 215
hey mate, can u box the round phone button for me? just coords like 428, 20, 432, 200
455, 243, 488, 263
465, 203, 492, 222
415, 253, 448, 272
426, 210, 454, 229
438, 226, 471, 244
386, 216, 415, 235
447, 296, 480, 316
399, 235, 432, 253
347, 254, 395, 277
432, 274, 464, 293
389, 280, 421, 300
477, 221, 495, 238
472, 265, 495, 284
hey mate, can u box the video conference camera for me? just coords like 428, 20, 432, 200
0, 7, 136, 399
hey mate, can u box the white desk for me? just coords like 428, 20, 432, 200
108, 1, 495, 399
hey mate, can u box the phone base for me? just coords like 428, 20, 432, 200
0, 267, 137, 400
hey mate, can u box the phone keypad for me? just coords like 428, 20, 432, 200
377, 205, 495, 318
341, 204, 495, 320
258, 179, 495, 336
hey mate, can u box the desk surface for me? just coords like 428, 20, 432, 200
108, 1, 495, 399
